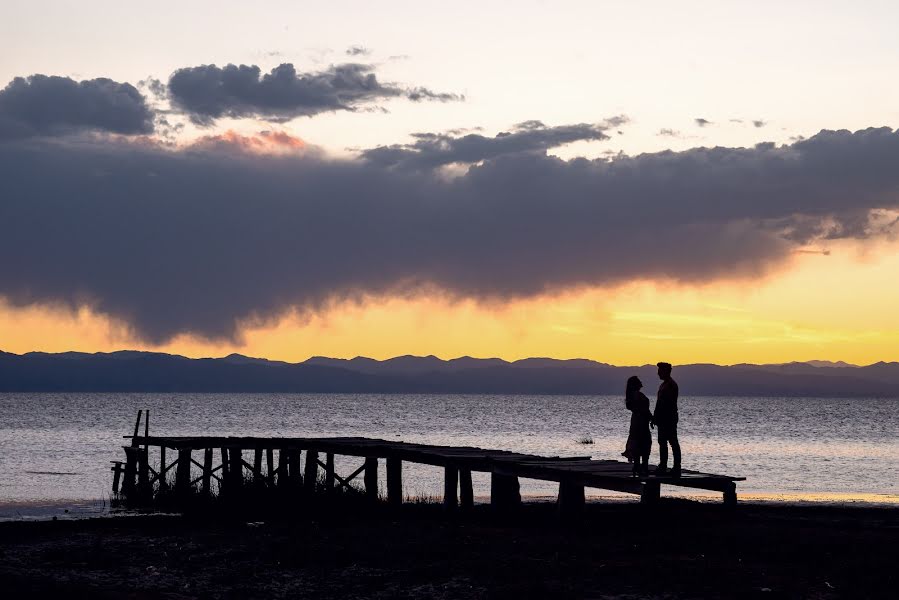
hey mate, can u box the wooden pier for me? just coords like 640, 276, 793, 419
112, 413, 744, 513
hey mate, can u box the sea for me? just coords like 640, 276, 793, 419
1, 393, 897, 520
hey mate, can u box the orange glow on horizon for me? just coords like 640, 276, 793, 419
2, 239, 899, 366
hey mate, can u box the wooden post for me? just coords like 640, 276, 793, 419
641, 480, 660, 505
202, 448, 213, 495
175, 448, 191, 496
144, 409, 149, 440
253, 449, 263, 487
325, 453, 335, 493
459, 468, 474, 511
304, 449, 319, 493
137, 447, 151, 501
111, 462, 124, 494
558, 479, 585, 521
289, 449, 303, 489
387, 458, 402, 507
266, 448, 275, 485
277, 449, 289, 488
220, 447, 229, 481
490, 472, 521, 514
364, 457, 378, 501
723, 482, 737, 507
122, 446, 138, 498
228, 448, 243, 491
131, 410, 142, 446
158, 446, 167, 492
444, 466, 459, 512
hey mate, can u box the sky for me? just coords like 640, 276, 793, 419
2, 0, 899, 365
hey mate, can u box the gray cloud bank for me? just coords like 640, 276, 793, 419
363, 117, 628, 169
0, 75, 154, 139
2, 126, 899, 342
168, 62, 462, 125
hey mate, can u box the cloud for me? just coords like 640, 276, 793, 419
0, 74, 154, 139
753, 119, 767, 128
2, 127, 899, 343
657, 128, 682, 138
694, 118, 713, 127
361, 117, 627, 170
346, 45, 371, 56
167, 62, 461, 125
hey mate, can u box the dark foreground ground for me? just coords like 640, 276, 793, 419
0, 502, 896, 599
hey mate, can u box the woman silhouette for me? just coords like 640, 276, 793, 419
621, 375, 653, 476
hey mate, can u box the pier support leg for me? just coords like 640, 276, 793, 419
304, 449, 319, 493
202, 448, 213, 495
387, 458, 402, 507
158, 446, 168, 492
122, 446, 138, 499
220, 448, 229, 484
490, 473, 521, 514
289, 449, 303, 490
277, 449, 289, 488
325, 453, 335, 493
364, 457, 379, 502
111, 462, 123, 495
641, 480, 661, 506
558, 480, 585, 521
444, 466, 459, 512
266, 449, 274, 485
228, 448, 243, 493
723, 482, 737, 507
460, 468, 474, 512
253, 449, 263, 487
175, 448, 191, 497
137, 447, 151, 501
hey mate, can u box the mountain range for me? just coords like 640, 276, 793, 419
2, 350, 898, 396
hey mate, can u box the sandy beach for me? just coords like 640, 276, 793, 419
1, 501, 896, 599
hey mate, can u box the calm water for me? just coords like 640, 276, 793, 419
1, 393, 897, 518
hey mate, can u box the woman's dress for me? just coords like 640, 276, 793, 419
622, 391, 653, 461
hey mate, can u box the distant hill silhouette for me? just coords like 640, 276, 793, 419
1, 350, 898, 396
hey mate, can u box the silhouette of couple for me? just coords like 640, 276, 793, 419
622, 362, 681, 477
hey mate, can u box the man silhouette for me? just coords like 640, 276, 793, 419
653, 362, 681, 476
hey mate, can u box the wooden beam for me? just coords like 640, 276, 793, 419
253, 449, 263, 487
558, 479, 585, 521
641, 480, 660, 505
490, 472, 520, 514
158, 446, 167, 492
111, 461, 123, 494
459, 468, 474, 511
364, 457, 378, 501
387, 458, 402, 507
137, 447, 151, 501
228, 448, 243, 492
304, 449, 318, 493
175, 448, 191, 497
202, 448, 213, 495
277, 449, 289, 488
131, 410, 142, 447
723, 481, 737, 507
122, 446, 139, 498
325, 453, 335, 493
444, 466, 458, 512
266, 448, 274, 485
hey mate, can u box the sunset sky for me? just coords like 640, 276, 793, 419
2, 0, 899, 365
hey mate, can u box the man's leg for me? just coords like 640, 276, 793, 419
669, 426, 681, 472
657, 427, 669, 470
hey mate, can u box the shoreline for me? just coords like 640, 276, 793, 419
3, 492, 899, 523
1, 502, 896, 598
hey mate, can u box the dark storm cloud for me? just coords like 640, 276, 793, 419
167, 62, 461, 125
361, 117, 627, 170
694, 117, 713, 127
753, 119, 767, 128
346, 45, 371, 56
2, 127, 899, 343
0, 75, 154, 139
